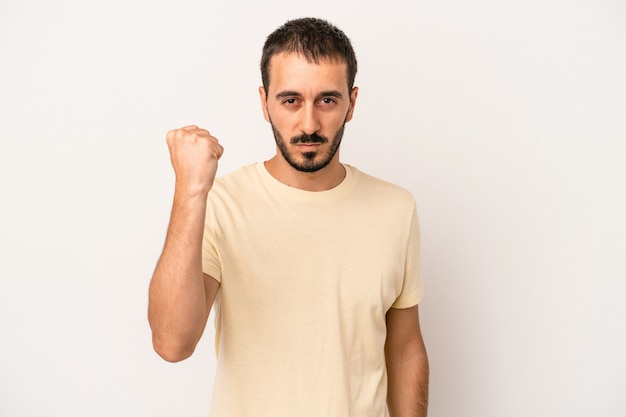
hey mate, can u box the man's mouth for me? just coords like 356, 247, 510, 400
291, 133, 327, 144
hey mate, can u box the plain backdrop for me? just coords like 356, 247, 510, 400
1, 0, 625, 416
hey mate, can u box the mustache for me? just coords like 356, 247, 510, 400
290, 133, 328, 144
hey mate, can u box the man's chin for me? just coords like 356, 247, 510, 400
288, 155, 329, 173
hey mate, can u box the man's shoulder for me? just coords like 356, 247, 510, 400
212, 163, 260, 189
207, 163, 262, 205
350, 165, 415, 206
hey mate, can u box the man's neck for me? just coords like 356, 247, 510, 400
264, 156, 346, 192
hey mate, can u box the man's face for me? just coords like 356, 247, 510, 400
260, 53, 358, 173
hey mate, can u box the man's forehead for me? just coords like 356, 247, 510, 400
267, 52, 349, 92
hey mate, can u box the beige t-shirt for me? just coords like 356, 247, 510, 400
202, 163, 423, 417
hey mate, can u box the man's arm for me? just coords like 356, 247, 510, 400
385, 304, 429, 417
148, 125, 223, 362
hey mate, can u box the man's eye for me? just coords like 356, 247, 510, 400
321, 98, 336, 104
283, 98, 298, 105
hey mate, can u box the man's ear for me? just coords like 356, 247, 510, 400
345, 86, 359, 122
259, 86, 270, 122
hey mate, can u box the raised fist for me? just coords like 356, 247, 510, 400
165, 125, 224, 195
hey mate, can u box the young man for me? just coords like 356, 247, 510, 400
148, 18, 429, 417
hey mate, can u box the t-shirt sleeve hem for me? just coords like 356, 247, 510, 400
202, 262, 222, 283
390, 289, 423, 309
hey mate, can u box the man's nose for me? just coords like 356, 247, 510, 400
300, 103, 321, 135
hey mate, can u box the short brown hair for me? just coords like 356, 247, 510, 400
260, 18, 358, 91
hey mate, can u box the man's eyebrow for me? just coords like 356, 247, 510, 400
275, 90, 302, 99
318, 90, 343, 99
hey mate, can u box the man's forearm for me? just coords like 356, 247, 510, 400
148, 190, 209, 362
387, 349, 429, 417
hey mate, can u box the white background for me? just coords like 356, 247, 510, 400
1, 0, 625, 416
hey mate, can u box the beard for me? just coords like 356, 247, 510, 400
271, 123, 345, 173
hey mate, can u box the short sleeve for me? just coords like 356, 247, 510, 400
202, 200, 222, 282
391, 205, 423, 308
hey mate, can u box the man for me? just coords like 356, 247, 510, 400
148, 17, 429, 417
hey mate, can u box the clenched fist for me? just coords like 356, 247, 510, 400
166, 125, 224, 196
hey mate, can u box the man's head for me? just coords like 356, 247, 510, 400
259, 18, 359, 174
260, 17, 358, 92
